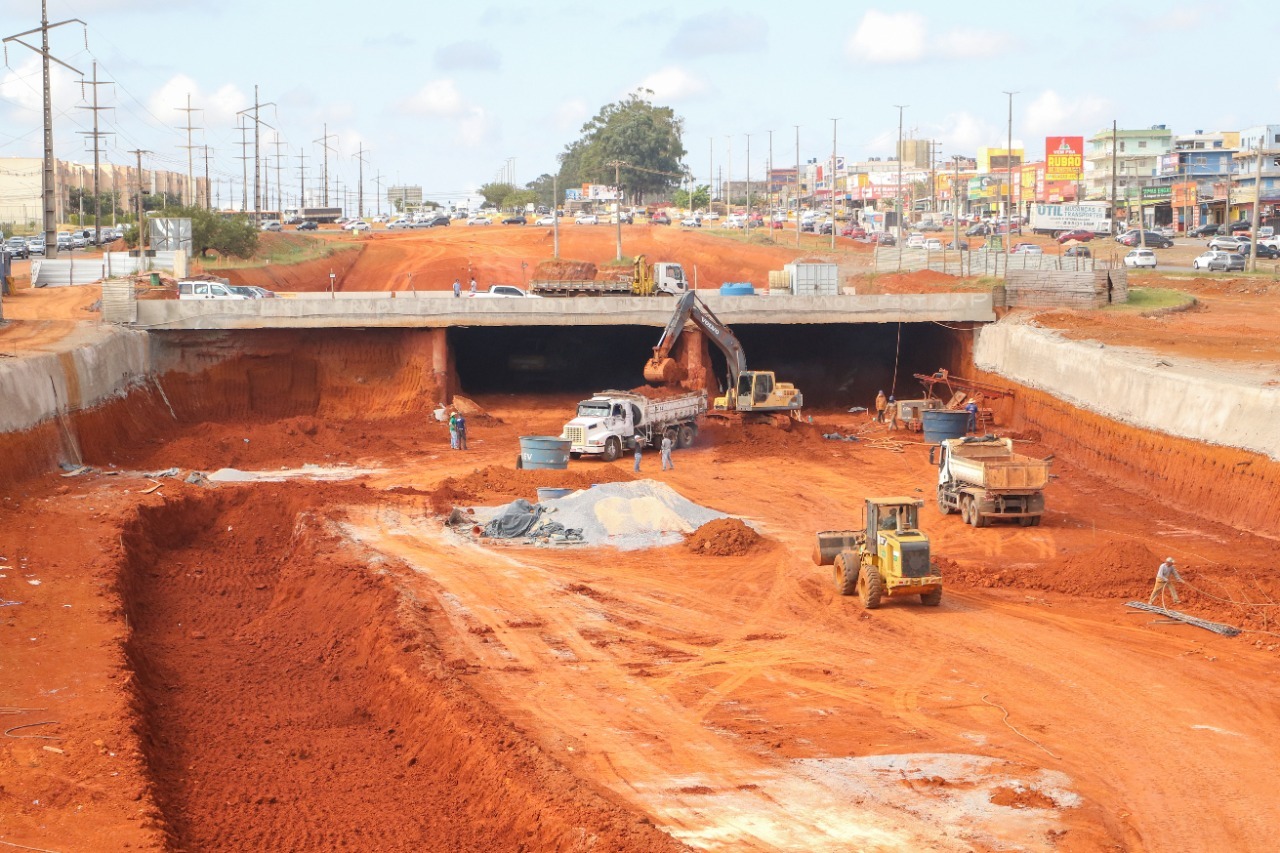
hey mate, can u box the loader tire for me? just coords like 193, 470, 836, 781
602, 437, 621, 462
920, 587, 943, 607
859, 562, 883, 610
834, 552, 859, 596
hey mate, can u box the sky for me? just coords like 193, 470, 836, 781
0, 0, 1267, 212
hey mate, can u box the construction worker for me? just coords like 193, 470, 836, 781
965, 399, 979, 432
448, 411, 458, 449
469, 277, 478, 296
660, 434, 675, 470
1149, 557, 1184, 605
633, 442, 643, 473
875, 390, 887, 423
453, 278, 461, 298
886, 396, 899, 431
455, 413, 468, 450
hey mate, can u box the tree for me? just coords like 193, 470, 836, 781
478, 182, 516, 208
525, 173, 557, 208
149, 205, 259, 258
502, 189, 538, 210
560, 91, 686, 205
673, 184, 711, 210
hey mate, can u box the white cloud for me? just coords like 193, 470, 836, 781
1023, 90, 1110, 138
0, 53, 80, 115
554, 98, 588, 133
846, 10, 926, 64
635, 66, 710, 102
399, 79, 467, 118
938, 111, 1002, 154
933, 27, 1011, 60
147, 74, 248, 129
665, 11, 768, 57
456, 108, 495, 147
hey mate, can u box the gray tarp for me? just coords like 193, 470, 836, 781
482, 499, 544, 539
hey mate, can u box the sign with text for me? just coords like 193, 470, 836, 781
1045, 136, 1084, 182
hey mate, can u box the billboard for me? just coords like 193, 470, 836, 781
1045, 136, 1084, 182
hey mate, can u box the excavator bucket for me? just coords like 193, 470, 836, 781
644, 357, 683, 385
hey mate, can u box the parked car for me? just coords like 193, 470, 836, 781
260, 220, 283, 232
1124, 249, 1157, 269
296, 220, 318, 231
56, 232, 73, 251
966, 223, 992, 236
816, 220, 834, 235
871, 232, 896, 246
1228, 220, 1252, 233
6, 236, 30, 258
1187, 223, 1222, 238
905, 233, 926, 249
27, 236, 46, 255
534, 215, 556, 226
1192, 250, 1245, 271
651, 212, 671, 225
387, 218, 413, 229
1120, 231, 1173, 248
70, 233, 87, 249
466, 216, 492, 226
917, 221, 944, 232
1056, 229, 1095, 243
416, 215, 450, 227
1235, 242, 1280, 259
924, 237, 944, 251
946, 239, 969, 251
501, 215, 527, 225
1207, 235, 1247, 251
680, 215, 701, 228
1011, 243, 1043, 254
841, 225, 866, 239
1063, 245, 1091, 258
472, 284, 541, 298
343, 220, 370, 232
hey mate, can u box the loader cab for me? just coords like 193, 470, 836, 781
865, 498, 920, 540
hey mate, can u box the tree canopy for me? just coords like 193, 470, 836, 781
141, 205, 259, 258
557, 91, 686, 204
478, 182, 516, 208
672, 184, 711, 211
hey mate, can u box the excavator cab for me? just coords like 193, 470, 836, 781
716, 371, 803, 413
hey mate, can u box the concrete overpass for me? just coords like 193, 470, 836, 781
128, 291, 996, 330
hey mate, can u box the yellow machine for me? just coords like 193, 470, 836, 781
643, 291, 803, 417
813, 498, 942, 609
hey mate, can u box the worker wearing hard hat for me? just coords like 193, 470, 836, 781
875, 390, 887, 423
1148, 557, 1184, 605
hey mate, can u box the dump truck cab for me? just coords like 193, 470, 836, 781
813, 497, 942, 609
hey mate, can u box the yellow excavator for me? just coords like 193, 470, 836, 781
643, 291, 803, 417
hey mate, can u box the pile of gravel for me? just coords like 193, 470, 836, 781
537, 480, 729, 551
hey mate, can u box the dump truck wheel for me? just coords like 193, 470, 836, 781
569, 452, 582, 461
1019, 516, 1035, 527
920, 588, 943, 607
1029, 516, 1042, 527
960, 498, 972, 525
678, 424, 696, 449
972, 506, 987, 528
859, 562, 883, 609
834, 552, 858, 596
602, 437, 621, 462
937, 490, 955, 515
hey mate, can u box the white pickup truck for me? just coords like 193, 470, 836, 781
562, 390, 706, 461
178, 280, 250, 300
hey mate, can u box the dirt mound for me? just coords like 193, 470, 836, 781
532, 259, 597, 280
699, 418, 836, 459
684, 517, 763, 556
628, 384, 699, 400
862, 270, 969, 294
426, 465, 634, 514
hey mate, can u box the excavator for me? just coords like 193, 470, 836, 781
643, 291, 803, 418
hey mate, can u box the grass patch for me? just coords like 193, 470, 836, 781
1106, 286, 1194, 312
205, 234, 359, 270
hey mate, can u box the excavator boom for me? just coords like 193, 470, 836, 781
644, 292, 746, 387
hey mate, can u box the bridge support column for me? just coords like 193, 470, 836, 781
673, 329, 720, 401
430, 328, 454, 404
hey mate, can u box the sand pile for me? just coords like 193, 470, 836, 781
536, 480, 731, 551
684, 518, 763, 556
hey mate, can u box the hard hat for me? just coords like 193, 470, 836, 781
1165, 557, 1174, 562
889, 396, 895, 402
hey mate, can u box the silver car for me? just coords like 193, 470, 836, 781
1192, 250, 1245, 272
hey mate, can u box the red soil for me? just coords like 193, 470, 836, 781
683, 517, 764, 556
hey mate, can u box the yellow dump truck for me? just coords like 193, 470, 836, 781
931, 436, 1052, 527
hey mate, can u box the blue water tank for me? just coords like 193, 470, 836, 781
719, 282, 755, 296
518, 436, 571, 470
921, 410, 971, 445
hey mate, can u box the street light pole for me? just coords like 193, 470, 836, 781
794, 124, 801, 247
830, 118, 838, 250
894, 105, 907, 241
1003, 91, 1017, 259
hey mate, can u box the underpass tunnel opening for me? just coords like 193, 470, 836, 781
449, 322, 973, 407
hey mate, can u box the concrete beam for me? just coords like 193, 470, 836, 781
132, 292, 996, 331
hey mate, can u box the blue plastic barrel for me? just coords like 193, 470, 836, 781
536, 487, 573, 502
921, 410, 971, 444
719, 282, 755, 296
519, 436, 571, 470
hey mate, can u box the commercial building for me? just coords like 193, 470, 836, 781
0, 157, 201, 229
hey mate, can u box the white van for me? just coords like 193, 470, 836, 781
178, 280, 250, 300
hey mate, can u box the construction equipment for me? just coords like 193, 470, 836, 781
561, 390, 706, 462
931, 436, 1051, 527
643, 291, 803, 417
813, 498, 942, 609
530, 255, 687, 296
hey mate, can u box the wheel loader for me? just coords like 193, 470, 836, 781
813, 498, 942, 609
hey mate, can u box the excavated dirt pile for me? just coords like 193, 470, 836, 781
684, 517, 763, 556
424, 464, 634, 514
532, 259, 597, 280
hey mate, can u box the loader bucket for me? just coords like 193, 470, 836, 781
644, 357, 683, 385
812, 530, 860, 566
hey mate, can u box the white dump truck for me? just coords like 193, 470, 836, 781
562, 390, 706, 461
931, 436, 1051, 527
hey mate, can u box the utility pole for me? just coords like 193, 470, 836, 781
177, 94, 202, 207
201, 145, 213, 209
553, 174, 560, 258
1003, 91, 1017, 259
794, 124, 801, 246
726, 136, 732, 210
952, 155, 962, 249
76, 61, 113, 246
236, 85, 275, 222
5, 2, 85, 258
894, 105, 907, 241
271, 134, 287, 217
315, 124, 337, 207
354, 142, 369, 218
708, 137, 714, 204
745, 133, 752, 226
236, 117, 251, 212
129, 149, 151, 253
1249, 147, 1265, 271
607, 159, 626, 260
1111, 120, 1118, 237
297, 149, 309, 209
767, 129, 773, 224
374, 170, 382, 218
829, 118, 838, 249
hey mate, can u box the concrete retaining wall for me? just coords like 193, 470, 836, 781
0, 325, 152, 434
1003, 268, 1128, 309
975, 317, 1279, 460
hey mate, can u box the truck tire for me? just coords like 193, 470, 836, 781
678, 424, 696, 449
859, 562, 883, 609
1028, 515, 1042, 527
971, 506, 987, 528
920, 587, 943, 607
602, 437, 621, 462
569, 452, 582, 461
960, 497, 972, 525
834, 551, 858, 596
937, 489, 956, 515
664, 427, 679, 448
1018, 516, 1035, 527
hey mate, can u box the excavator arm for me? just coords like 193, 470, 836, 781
644, 292, 747, 389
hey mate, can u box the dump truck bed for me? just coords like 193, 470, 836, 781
945, 438, 1051, 490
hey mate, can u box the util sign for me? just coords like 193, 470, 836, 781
1045, 136, 1083, 183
